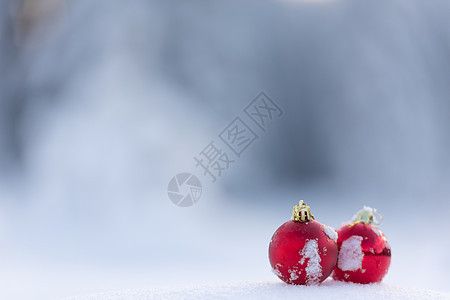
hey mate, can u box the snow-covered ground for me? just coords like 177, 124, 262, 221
67, 281, 450, 300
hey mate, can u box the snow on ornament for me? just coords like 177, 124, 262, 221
269, 200, 338, 285
333, 206, 391, 284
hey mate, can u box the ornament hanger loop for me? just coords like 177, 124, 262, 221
292, 200, 315, 222
373, 210, 383, 226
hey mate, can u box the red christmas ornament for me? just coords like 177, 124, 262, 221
269, 200, 338, 285
333, 206, 391, 284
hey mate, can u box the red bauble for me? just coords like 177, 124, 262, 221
333, 207, 391, 284
269, 201, 338, 285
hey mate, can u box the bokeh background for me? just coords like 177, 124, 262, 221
0, 0, 449, 299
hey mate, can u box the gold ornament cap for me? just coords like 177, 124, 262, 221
292, 200, 315, 222
351, 206, 383, 226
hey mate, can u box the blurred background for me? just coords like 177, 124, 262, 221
0, 0, 449, 298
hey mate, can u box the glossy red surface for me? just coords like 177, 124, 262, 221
333, 222, 391, 283
268, 220, 338, 285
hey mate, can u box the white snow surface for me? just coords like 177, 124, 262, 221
323, 225, 338, 242
299, 239, 322, 285
338, 236, 364, 271
65, 281, 450, 300
372, 227, 382, 236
